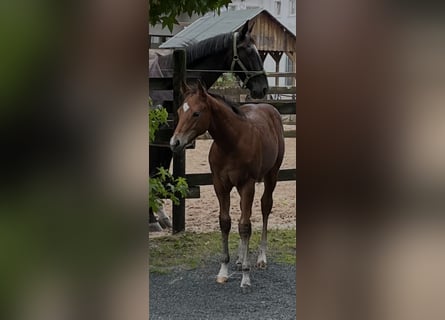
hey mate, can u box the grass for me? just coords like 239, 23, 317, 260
149, 228, 296, 274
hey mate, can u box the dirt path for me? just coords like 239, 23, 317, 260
156, 128, 296, 236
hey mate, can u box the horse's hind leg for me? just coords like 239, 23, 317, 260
237, 180, 255, 288
256, 170, 279, 268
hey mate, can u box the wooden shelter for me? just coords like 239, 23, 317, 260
160, 8, 296, 84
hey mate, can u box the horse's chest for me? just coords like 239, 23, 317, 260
209, 138, 276, 184
210, 154, 262, 184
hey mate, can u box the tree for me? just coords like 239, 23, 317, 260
149, 0, 232, 32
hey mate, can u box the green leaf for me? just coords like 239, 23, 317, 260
149, 0, 232, 30
157, 167, 169, 180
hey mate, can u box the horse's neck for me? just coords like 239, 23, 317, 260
186, 41, 232, 87
187, 57, 228, 88
158, 51, 228, 87
208, 98, 245, 147
158, 36, 233, 87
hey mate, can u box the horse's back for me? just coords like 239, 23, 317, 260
241, 103, 284, 139
241, 102, 282, 118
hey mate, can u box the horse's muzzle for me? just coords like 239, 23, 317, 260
250, 88, 268, 99
170, 134, 192, 153
170, 131, 196, 153
169, 136, 183, 153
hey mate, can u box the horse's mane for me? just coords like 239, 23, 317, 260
208, 92, 245, 117
185, 85, 245, 117
185, 33, 233, 64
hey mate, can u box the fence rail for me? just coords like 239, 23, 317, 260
185, 168, 296, 186
209, 86, 296, 97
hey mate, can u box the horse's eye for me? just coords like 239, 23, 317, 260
192, 111, 200, 117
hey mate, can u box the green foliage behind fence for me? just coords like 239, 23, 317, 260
149, 100, 189, 213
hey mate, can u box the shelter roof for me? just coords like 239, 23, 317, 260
160, 8, 295, 49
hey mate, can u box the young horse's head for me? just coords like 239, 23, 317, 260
170, 82, 212, 153
232, 20, 269, 99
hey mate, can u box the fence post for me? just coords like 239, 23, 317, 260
172, 49, 186, 233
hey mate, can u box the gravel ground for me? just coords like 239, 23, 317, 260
149, 260, 296, 320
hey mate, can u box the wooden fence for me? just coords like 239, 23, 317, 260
149, 49, 296, 233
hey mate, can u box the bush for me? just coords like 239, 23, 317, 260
149, 100, 189, 213
212, 72, 240, 89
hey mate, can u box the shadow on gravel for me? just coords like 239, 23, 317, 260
149, 261, 296, 320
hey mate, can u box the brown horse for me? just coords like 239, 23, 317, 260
170, 82, 284, 288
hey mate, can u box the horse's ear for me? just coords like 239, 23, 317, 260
180, 80, 190, 95
196, 80, 207, 97
248, 20, 255, 34
239, 20, 250, 40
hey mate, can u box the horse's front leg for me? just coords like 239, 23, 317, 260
237, 180, 255, 288
214, 182, 231, 283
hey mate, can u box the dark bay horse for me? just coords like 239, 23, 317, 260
149, 20, 269, 230
170, 82, 284, 288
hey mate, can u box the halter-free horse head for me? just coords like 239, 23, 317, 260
171, 82, 284, 289
169, 82, 213, 153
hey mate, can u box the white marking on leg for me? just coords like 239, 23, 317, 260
236, 239, 243, 268
182, 102, 190, 112
240, 238, 248, 266
239, 237, 251, 287
257, 212, 269, 268
216, 263, 229, 283
240, 271, 251, 288
256, 240, 267, 268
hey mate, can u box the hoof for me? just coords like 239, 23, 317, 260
216, 276, 228, 284
240, 285, 252, 294
148, 222, 163, 232
256, 261, 267, 269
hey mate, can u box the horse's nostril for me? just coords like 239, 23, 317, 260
170, 138, 181, 152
